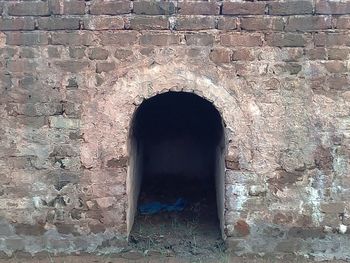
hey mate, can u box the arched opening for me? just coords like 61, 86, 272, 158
127, 91, 226, 250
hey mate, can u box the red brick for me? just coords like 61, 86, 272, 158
234, 220, 250, 237
209, 48, 232, 64
140, 33, 181, 46
129, 16, 168, 30
0, 18, 35, 31
240, 17, 284, 31
133, 1, 176, 15
220, 33, 263, 47
51, 32, 95, 46
8, 1, 49, 16
38, 18, 80, 31
336, 16, 350, 29
175, 16, 216, 31
266, 33, 308, 47
218, 17, 238, 31
185, 33, 214, 46
268, 1, 313, 15
84, 17, 124, 30
316, 0, 350, 15
222, 2, 266, 15
315, 33, 350, 47
178, 2, 220, 15
90, 1, 130, 15
49, 0, 85, 15
6, 32, 48, 46
99, 32, 139, 46
285, 16, 332, 32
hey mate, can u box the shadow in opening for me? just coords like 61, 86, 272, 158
128, 92, 225, 257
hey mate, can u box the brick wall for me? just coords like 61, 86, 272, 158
0, 0, 349, 259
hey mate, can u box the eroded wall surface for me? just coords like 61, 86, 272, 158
0, 0, 349, 259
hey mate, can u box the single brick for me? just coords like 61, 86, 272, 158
285, 16, 332, 31
51, 32, 95, 46
178, 2, 219, 15
323, 61, 347, 73
328, 48, 350, 60
6, 60, 38, 72
268, 1, 313, 15
49, 0, 85, 15
54, 60, 90, 73
129, 16, 168, 30
49, 116, 80, 129
140, 33, 180, 46
96, 62, 115, 73
69, 47, 86, 59
98, 32, 138, 46
6, 32, 49, 46
114, 49, 133, 61
217, 17, 238, 31
240, 17, 284, 31
185, 34, 214, 46
336, 16, 350, 29
220, 33, 263, 47
266, 33, 308, 47
316, 1, 350, 15
222, 2, 266, 15
84, 17, 124, 30
232, 49, 255, 61
305, 48, 327, 60
0, 17, 35, 31
175, 16, 216, 31
90, 1, 130, 15
38, 17, 80, 31
88, 48, 109, 60
47, 46, 61, 58
315, 33, 350, 46
8, 1, 49, 16
328, 75, 349, 90
133, 1, 176, 15
209, 48, 232, 64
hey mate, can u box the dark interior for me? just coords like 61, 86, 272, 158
132, 91, 223, 218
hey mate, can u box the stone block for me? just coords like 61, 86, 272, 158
129, 16, 168, 30
178, 2, 220, 15
268, 1, 313, 15
6, 32, 48, 46
185, 34, 214, 46
8, 1, 49, 16
49, 0, 85, 15
133, 1, 176, 15
175, 16, 216, 31
90, 1, 130, 15
140, 33, 180, 46
88, 48, 109, 60
266, 33, 308, 47
49, 116, 80, 129
222, 2, 266, 15
221, 33, 263, 47
84, 17, 124, 30
38, 18, 80, 31
0, 18, 35, 31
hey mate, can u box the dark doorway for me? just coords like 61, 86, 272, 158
127, 92, 225, 256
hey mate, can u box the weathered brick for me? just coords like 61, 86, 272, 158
90, 1, 130, 15
54, 60, 90, 73
323, 61, 347, 73
175, 16, 216, 31
268, 1, 313, 15
285, 16, 332, 32
69, 47, 86, 59
328, 48, 350, 60
209, 49, 232, 64
266, 33, 308, 47
185, 34, 214, 46
133, 1, 176, 15
316, 1, 350, 15
129, 16, 168, 30
222, 2, 266, 15
240, 17, 284, 31
328, 75, 349, 90
38, 17, 80, 31
51, 32, 95, 46
178, 2, 220, 15
99, 32, 138, 46
88, 48, 109, 60
96, 62, 115, 73
0, 18, 35, 31
217, 17, 238, 31
6, 60, 38, 72
49, 116, 80, 129
6, 32, 48, 46
47, 46, 61, 58
315, 33, 350, 47
336, 16, 350, 29
232, 49, 255, 61
140, 33, 180, 46
49, 0, 85, 15
84, 17, 124, 30
220, 33, 263, 47
114, 49, 133, 61
305, 48, 327, 60
8, 1, 49, 16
